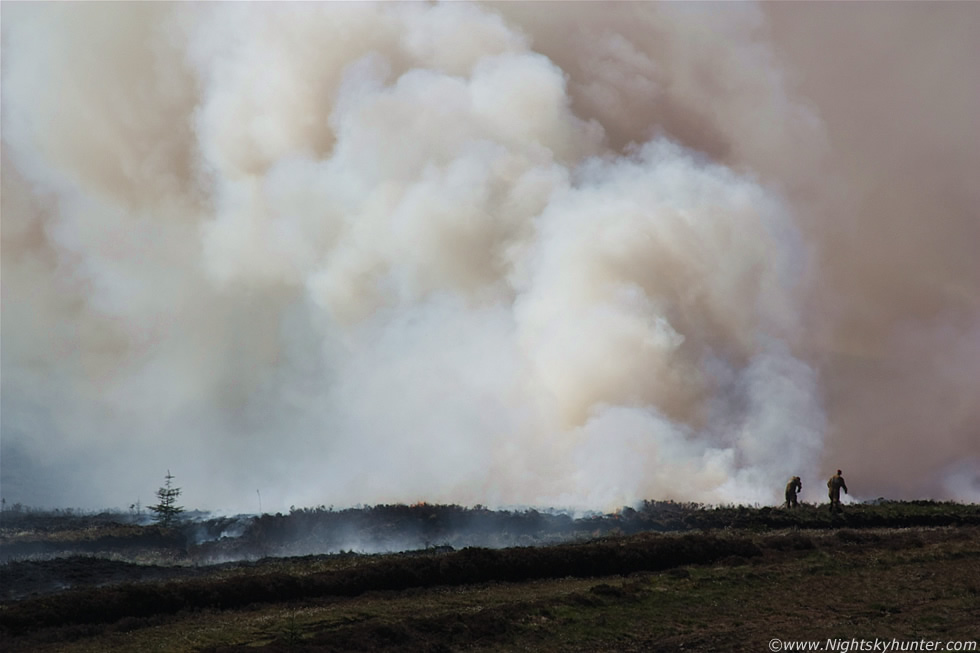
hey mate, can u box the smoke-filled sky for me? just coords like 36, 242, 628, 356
2, 2, 978, 513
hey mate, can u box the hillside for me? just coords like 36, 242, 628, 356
2, 502, 979, 651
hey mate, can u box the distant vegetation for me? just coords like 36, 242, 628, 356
2, 499, 978, 563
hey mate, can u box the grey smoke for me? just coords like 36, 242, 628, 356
2, 2, 977, 512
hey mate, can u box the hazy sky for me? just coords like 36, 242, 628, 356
2, 2, 978, 513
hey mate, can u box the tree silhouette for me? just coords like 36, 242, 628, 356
148, 470, 184, 527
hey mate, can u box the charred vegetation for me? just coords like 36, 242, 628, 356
2, 501, 979, 650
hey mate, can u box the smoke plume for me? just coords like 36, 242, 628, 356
2, 2, 977, 512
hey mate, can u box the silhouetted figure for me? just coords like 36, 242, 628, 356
827, 469, 848, 513
784, 476, 802, 508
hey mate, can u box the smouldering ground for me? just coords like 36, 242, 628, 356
4, 526, 978, 652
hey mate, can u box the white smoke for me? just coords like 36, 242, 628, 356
2, 2, 977, 512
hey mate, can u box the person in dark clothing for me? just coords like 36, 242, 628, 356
784, 476, 802, 508
827, 469, 848, 512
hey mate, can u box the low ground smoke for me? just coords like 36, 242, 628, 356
2, 2, 977, 512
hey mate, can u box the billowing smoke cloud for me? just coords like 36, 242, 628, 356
2, 2, 977, 512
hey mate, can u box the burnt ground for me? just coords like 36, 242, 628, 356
1, 502, 978, 651
1, 556, 203, 601
2, 500, 979, 601
5, 499, 978, 564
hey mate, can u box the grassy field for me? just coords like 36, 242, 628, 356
2, 504, 979, 651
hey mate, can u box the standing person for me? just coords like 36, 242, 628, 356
827, 470, 848, 513
784, 476, 802, 508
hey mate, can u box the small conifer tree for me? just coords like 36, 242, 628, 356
149, 470, 184, 527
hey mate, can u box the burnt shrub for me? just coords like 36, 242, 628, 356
0, 531, 763, 635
